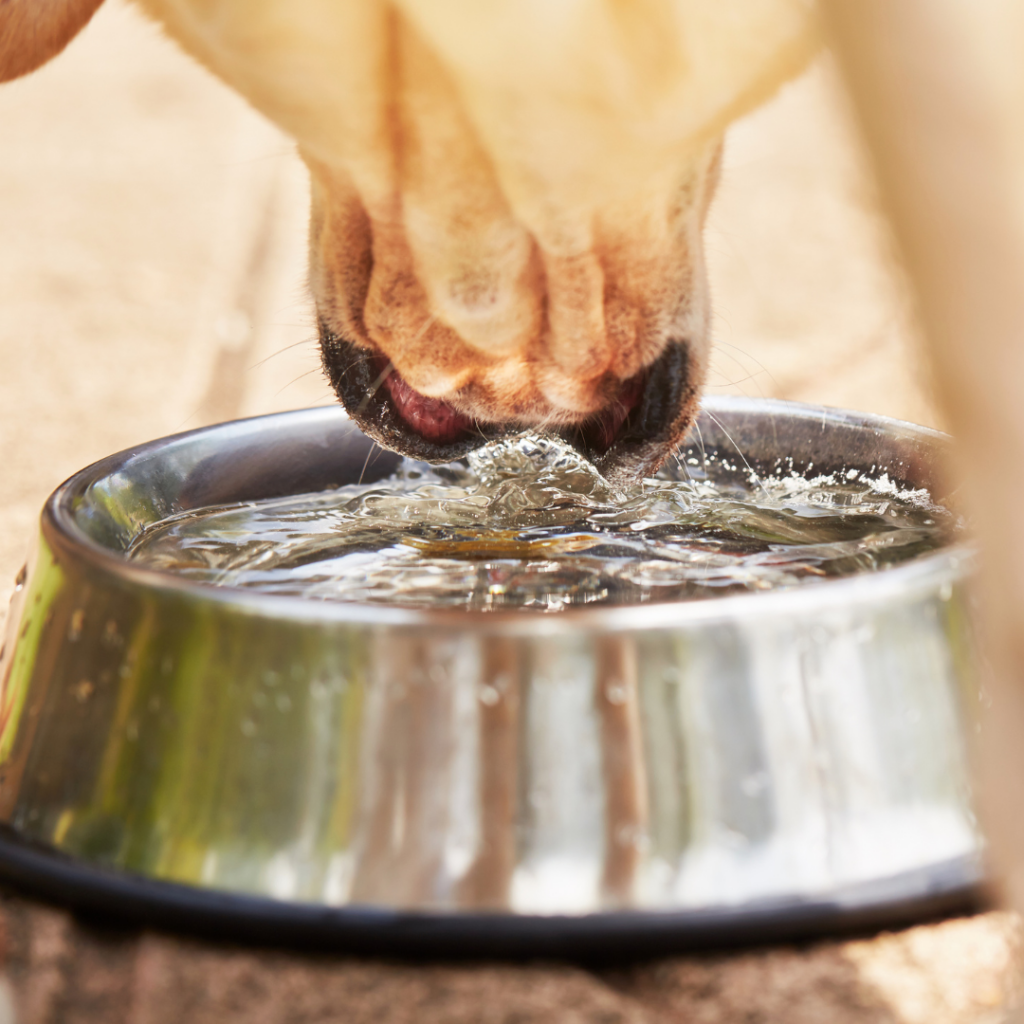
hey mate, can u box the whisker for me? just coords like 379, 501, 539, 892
672, 450, 697, 493
357, 441, 382, 486
273, 367, 322, 398
297, 394, 337, 410
355, 360, 396, 417
704, 410, 770, 499
536, 410, 564, 436
249, 337, 319, 371
171, 409, 202, 433
692, 420, 708, 476
706, 364, 770, 390
714, 340, 779, 391
353, 315, 439, 417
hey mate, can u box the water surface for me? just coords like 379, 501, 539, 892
129, 434, 954, 610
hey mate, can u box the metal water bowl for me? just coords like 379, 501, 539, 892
0, 398, 982, 956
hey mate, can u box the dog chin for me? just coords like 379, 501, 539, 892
318, 320, 702, 484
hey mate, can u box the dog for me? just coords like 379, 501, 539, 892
10, 0, 1024, 936
0, 0, 818, 484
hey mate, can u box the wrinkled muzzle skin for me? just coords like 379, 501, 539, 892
310, 141, 719, 481
137, 0, 819, 480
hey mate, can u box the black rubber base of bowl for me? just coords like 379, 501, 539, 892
0, 826, 987, 962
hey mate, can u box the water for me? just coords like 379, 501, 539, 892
128, 434, 955, 611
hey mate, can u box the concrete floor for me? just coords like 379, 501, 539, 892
0, 3, 1016, 1021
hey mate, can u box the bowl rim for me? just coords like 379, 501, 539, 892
42, 397, 971, 636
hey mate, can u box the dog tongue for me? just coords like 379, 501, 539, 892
382, 371, 474, 444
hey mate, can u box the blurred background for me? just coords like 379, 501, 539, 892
0, 0, 934, 611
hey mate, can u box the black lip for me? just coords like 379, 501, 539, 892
319, 322, 697, 477
319, 322, 509, 463
584, 340, 701, 484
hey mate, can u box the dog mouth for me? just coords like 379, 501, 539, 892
319, 322, 699, 481
378, 368, 476, 446
379, 360, 644, 451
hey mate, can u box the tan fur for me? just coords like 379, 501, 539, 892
0, 0, 103, 83
0, 0, 816, 435
824, 0, 1024, 935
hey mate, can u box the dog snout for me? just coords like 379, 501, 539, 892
309, 135, 719, 479
320, 313, 704, 483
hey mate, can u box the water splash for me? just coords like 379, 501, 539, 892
128, 434, 956, 611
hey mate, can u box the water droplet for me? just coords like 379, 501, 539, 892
478, 685, 500, 706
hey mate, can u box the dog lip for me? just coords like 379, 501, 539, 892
379, 365, 474, 445
319, 321, 694, 475
575, 340, 699, 484
565, 372, 647, 455
319, 322, 498, 463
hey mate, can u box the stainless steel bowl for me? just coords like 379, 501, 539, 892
0, 398, 982, 955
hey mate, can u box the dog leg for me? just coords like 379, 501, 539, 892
826, 0, 1024, 920
0, 0, 104, 83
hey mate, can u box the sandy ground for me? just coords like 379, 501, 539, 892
0, 3, 1015, 1021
